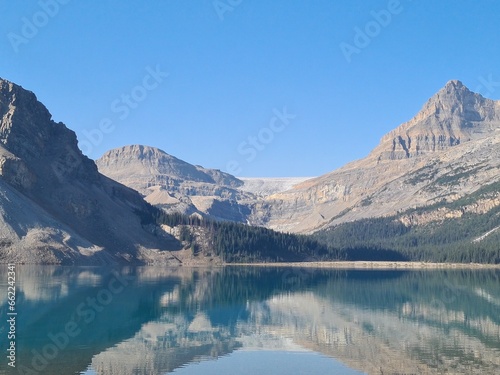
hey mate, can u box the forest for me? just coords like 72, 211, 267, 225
314, 181, 500, 264
137, 179, 500, 264
137, 205, 341, 262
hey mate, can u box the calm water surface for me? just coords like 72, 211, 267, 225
0, 265, 499, 374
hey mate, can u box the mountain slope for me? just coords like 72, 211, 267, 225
314, 179, 500, 263
97, 145, 242, 189
0, 78, 181, 264
97, 145, 260, 222
251, 80, 500, 233
374, 79, 500, 160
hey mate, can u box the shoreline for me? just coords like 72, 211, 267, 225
223, 261, 500, 269
1, 261, 499, 269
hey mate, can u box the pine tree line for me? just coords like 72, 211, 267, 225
135, 181, 500, 264
137, 203, 343, 262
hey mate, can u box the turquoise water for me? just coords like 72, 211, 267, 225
1, 266, 499, 374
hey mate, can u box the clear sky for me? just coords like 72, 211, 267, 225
1, 0, 499, 177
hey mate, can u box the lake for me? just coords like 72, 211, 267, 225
0, 265, 499, 374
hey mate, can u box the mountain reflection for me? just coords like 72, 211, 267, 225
1, 266, 499, 375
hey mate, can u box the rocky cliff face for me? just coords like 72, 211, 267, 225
373, 80, 500, 160
250, 80, 500, 233
96, 147, 314, 223
97, 145, 243, 189
97, 145, 259, 222
0, 78, 180, 264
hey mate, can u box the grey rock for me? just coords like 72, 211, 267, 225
253, 80, 500, 233
97, 145, 256, 222
0, 78, 180, 264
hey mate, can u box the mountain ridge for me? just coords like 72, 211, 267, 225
371, 79, 500, 161
96, 80, 500, 240
97, 145, 254, 222
250, 80, 500, 233
2, 76, 499, 264
0, 78, 182, 264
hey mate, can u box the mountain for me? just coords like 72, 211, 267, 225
96, 145, 310, 223
97, 145, 242, 189
93, 79, 500, 262
0, 78, 322, 265
96, 145, 255, 222
375, 80, 500, 160
251, 80, 500, 234
5, 76, 498, 264
0, 78, 183, 265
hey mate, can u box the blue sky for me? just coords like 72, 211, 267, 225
1, 0, 499, 177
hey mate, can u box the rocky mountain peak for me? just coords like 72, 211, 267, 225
0, 77, 98, 187
0, 78, 52, 158
422, 79, 479, 116
372, 80, 500, 161
97, 145, 251, 222
97, 145, 242, 188
443, 79, 464, 90
0, 78, 180, 264
426, 79, 466, 102
255, 80, 500, 234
